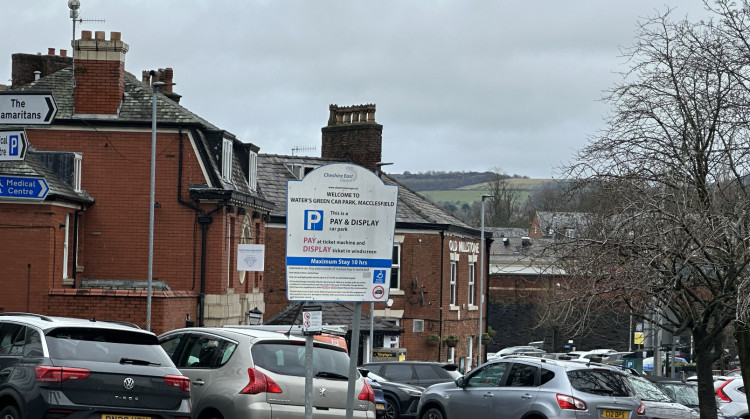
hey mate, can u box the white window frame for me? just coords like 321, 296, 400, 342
468, 262, 476, 306
467, 336, 474, 371
222, 138, 233, 181
73, 153, 82, 192
62, 214, 70, 279
450, 261, 457, 306
391, 243, 401, 290
448, 346, 455, 363
413, 319, 424, 333
248, 151, 258, 191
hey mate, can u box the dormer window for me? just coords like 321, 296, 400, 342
248, 150, 258, 192
222, 138, 233, 181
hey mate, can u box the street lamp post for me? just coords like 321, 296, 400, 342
478, 194, 492, 366
146, 81, 172, 331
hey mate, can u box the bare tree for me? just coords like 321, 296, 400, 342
540, 4, 750, 417
485, 168, 521, 226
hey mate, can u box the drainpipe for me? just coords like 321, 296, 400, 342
439, 231, 445, 361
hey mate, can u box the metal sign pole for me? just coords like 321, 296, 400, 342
346, 302, 362, 419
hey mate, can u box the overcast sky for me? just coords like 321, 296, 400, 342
4, 1, 712, 178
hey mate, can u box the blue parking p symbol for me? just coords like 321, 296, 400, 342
305, 210, 324, 230
9, 135, 19, 156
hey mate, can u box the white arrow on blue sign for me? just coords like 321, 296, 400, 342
0, 175, 49, 199
0, 129, 27, 161
0, 92, 58, 125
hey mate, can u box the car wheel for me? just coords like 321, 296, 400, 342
421, 407, 444, 419
0, 406, 21, 419
384, 396, 399, 419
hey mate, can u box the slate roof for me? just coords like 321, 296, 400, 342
258, 154, 478, 232
0, 150, 93, 203
9, 67, 271, 209
265, 301, 403, 334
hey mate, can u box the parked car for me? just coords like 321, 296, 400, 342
416, 356, 644, 419
365, 370, 424, 419
715, 378, 747, 418
159, 326, 375, 419
368, 378, 388, 419
644, 375, 700, 411
488, 346, 545, 360
642, 355, 688, 372
625, 373, 699, 418
361, 361, 461, 388
0, 312, 192, 419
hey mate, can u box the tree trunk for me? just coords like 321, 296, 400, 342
735, 324, 750, 396
694, 328, 722, 419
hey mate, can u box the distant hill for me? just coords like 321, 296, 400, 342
391, 171, 517, 191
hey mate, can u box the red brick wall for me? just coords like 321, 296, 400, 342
46, 289, 197, 335
0, 203, 72, 313
263, 225, 289, 316
321, 124, 383, 173
74, 60, 125, 115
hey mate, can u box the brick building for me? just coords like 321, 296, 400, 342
258, 104, 489, 370
0, 31, 272, 333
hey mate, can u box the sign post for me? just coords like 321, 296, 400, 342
286, 163, 398, 419
0, 92, 58, 125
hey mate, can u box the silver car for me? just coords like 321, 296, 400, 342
417, 357, 643, 419
715, 377, 747, 418
159, 326, 376, 419
625, 375, 699, 418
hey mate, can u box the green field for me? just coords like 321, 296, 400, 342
417, 178, 553, 205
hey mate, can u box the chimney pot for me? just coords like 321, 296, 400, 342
81, 30, 92, 40
110, 31, 121, 41
47, 48, 55, 55
60, 49, 67, 57
34, 71, 41, 81
95, 31, 105, 40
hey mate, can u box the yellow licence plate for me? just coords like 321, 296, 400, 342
601, 410, 628, 419
102, 415, 151, 419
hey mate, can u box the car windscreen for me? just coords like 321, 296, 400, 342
46, 327, 172, 365
627, 376, 673, 402
567, 369, 634, 397
658, 383, 699, 407
251, 341, 351, 378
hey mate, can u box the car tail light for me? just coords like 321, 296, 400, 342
358, 379, 375, 404
240, 368, 282, 394
165, 375, 191, 393
716, 379, 734, 402
556, 394, 587, 410
637, 401, 646, 415
35, 366, 90, 382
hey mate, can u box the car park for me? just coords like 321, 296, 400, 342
715, 378, 747, 418
365, 370, 424, 419
159, 326, 375, 419
625, 373, 699, 418
360, 361, 461, 388
0, 312, 192, 419
416, 356, 644, 419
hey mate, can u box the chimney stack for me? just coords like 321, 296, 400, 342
73, 30, 129, 115
321, 104, 382, 173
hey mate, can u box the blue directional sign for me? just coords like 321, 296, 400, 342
0, 176, 49, 199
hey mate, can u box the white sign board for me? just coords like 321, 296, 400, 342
237, 244, 265, 271
0, 92, 58, 125
286, 163, 398, 302
302, 306, 323, 335
0, 129, 27, 161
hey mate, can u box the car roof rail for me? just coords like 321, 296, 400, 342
89, 318, 142, 329
0, 312, 54, 322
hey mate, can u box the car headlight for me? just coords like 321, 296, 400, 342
405, 389, 423, 396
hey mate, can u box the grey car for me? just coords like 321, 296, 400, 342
417, 357, 643, 419
0, 312, 192, 419
361, 361, 461, 388
625, 375, 699, 419
159, 326, 376, 419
